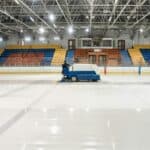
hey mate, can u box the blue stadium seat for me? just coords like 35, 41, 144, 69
140, 49, 150, 64
120, 49, 132, 66
0, 49, 55, 66
40, 49, 55, 65
66, 49, 74, 65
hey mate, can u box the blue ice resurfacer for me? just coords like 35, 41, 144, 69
62, 62, 100, 82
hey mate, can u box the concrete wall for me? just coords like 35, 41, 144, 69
0, 29, 150, 49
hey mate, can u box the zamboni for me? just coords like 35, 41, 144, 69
62, 61, 100, 82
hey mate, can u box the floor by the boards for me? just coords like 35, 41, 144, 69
0, 74, 150, 150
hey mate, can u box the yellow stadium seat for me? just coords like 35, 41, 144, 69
6, 44, 62, 50
51, 49, 67, 65
134, 44, 150, 49
128, 48, 145, 65
0, 49, 4, 56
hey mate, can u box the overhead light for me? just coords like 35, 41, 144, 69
30, 16, 35, 22
86, 16, 89, 19
48, 13, 55, 22
39, 36, 45, 42
92, 16, 95, 19
14, 0, 19, 4
54, 36, 60, 41
20, 29, 23, 33
39, 26, 45, 34
24, 36, 31, 42
127, 16, 130, 20
68, 25, 74, 34
140, 28, 144, 33
85, 28, 89, 33
0, 37, 3, 42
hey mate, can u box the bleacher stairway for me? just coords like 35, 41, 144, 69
51, 49, 67, 65
120, 50, 132, 66
128, 49, 145, 65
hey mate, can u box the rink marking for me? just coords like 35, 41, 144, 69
0, 81, 54, 135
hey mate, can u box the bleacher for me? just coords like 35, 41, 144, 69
40, 49, 54, 65
51, 49, 67, 65
74, 49, 93, 63
1, 44, 150, 67
134, 44, 150, 49
128, 48, 145, 65
5, 53, 44, 66
0, 49, 4, 56
101, 49, 120, 66
140, 49, 150, 65
65, 49, 74, 64
0, 49, 55, 66
120, 50, 132, 66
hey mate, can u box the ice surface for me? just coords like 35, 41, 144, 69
0, 74, 150, 150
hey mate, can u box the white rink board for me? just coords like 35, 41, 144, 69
0, 65, 150, 75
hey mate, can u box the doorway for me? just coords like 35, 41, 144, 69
118, 40, 125, 50
89, 55, 96, 64
68, 39, 76, 49
98, 55, 107, 66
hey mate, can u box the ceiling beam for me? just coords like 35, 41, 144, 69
110, 0, 132, 27
127, 0, 147, 20
64, 0, 72, 24
108, 0, 119, 23
0, 30, 11, 36
55, 0, 71, 25
87, 0, 95, 30
131, 11, 150, 27
0, 22, 19, 32
0, 9, 31, 29
17, 0, 57, 34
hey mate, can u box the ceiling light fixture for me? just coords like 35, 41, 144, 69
68, 25, 74, 34
20, 29, 23, 33
49, 13, 55, 22
24, 36, 31, 42
0, 37, 3, 42
39, 26, 45, 34
85, 28, 89, 33
139, 28, 144, 33
54, 36, 60, 41
39, 36, 45, 42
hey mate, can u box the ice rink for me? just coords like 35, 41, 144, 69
0, 74, 150, 150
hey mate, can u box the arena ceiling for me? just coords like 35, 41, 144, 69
0, 0, 150, 37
